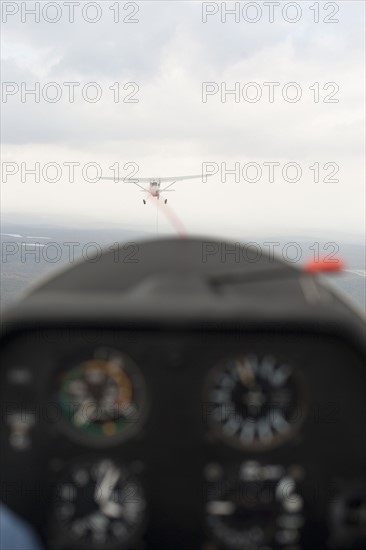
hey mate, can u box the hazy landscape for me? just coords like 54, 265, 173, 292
1, 216, 364, 312
1, 215, 147, 309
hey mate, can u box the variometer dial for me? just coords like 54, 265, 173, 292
205, 354, 305, 451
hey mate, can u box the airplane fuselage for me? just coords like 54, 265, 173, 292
150, 181, 160, 197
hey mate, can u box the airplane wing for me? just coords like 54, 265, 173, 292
101, 174, 212, 182
99, 174, 213, 191
100, 176, 176, 194
159, 174, 213, 191
158, 174, 213, 182
99, 177, 147, 191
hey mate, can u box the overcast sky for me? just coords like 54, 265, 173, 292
1, 1, 365, 239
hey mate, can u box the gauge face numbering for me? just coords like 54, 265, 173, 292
53, 458, 146, 549
205, 354, 304, 451
57, 348, 145, 443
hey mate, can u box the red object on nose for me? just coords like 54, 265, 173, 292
304, 257, 346, 273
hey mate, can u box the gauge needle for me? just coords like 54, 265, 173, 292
237, 359, 255, 387
95, 465, 121, 504
74, 399, 97, 426
100, 500, 124, 519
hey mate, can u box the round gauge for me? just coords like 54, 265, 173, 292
53, 458, 146, 549
57, 348, 145, 444
205, 461, 305, 550
329, 479, 366, 549
205, 354, 305, 451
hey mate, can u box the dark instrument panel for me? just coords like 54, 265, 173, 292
1, 327, 365, 550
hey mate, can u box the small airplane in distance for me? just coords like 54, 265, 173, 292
99, 174, 210, 204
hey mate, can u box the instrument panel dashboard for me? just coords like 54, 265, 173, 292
1, 327, 365, 550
